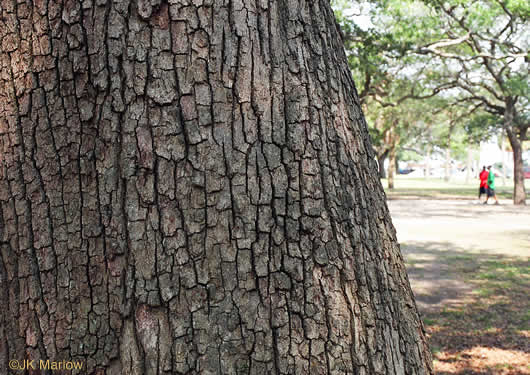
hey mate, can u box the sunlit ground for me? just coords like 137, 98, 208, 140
387, 177, 530, 375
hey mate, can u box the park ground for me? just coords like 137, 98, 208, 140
386, 177, 530, 375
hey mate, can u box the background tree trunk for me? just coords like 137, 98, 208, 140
505, 102, 526, 205
465, 148, 472, 185
0, 0, 432, 374
388, 146, 397, 190
444, 147, 451, 182
499, 130, 507, 187
377, 149, 389, 179
424, 145, 432, 180
387, 128, 399, 190
507, 130, 526, 205
444, 121, 455, 183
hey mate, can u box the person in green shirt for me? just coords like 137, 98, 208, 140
484, 165, 499, 205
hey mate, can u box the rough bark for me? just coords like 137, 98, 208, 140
0, 0, 432, 374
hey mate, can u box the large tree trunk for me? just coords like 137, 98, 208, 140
0, 1, 432, 374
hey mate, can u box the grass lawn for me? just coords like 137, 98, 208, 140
414, 254, 530, 375
388, 199, 530, 374
382, 176, 530, 200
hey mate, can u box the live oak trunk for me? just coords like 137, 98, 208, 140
0, 1, 432, 374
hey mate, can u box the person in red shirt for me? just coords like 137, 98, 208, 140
478, 166, 489, 201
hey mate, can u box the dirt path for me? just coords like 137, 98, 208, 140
388, 199, 530, 375
389, 199, 530, 311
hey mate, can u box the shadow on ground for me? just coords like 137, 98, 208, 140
390, 201, 530, 220
401, 241, 530, 375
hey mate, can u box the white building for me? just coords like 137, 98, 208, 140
479, 136, 529, 176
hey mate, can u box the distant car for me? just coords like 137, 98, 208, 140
524, 167, 530, 179
398, 168, 415, 175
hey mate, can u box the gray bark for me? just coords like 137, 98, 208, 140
0, 0, 432, 374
